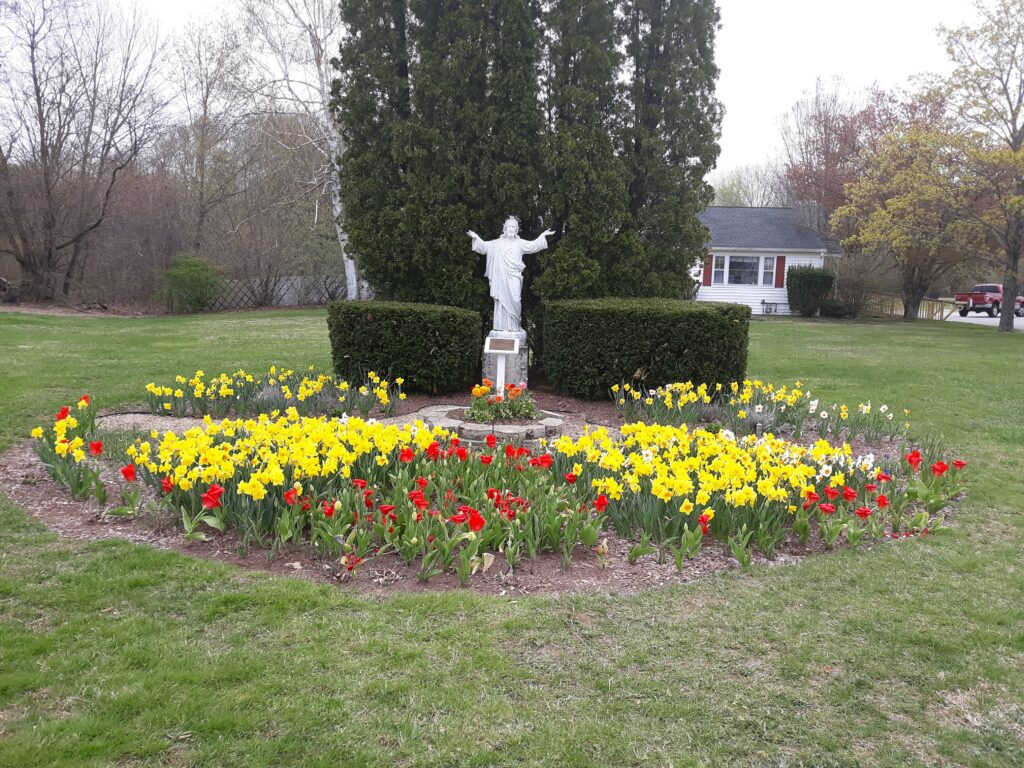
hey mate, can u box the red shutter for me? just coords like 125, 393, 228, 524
775, 256, 786, 288
703, 255, 712, 287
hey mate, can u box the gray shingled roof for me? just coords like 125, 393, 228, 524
697, 207, 833, 251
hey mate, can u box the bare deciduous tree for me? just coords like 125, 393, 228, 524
709, 162, 788, 207
242, 0, 365, 299
168, 20, 260, 253
0, 0, 163, 300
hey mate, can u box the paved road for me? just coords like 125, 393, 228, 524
945, 312, 1024, 332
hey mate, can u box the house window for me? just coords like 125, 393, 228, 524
712, 254, 726, 285
727, 256, 760, 285
762, 257, 775, 286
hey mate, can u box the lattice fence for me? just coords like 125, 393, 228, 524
207, 275, 348, 311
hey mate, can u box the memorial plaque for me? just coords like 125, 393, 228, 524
484, 336, 519, 354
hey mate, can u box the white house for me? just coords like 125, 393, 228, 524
694, 207, 833, 315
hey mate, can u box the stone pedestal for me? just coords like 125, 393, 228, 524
482, 329, 528, 390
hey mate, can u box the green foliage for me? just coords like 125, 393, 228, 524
541, 299, 750, 399
786, 266, 835, 317
157, 254, 223, 314
617, 0, 721, 293
818, 298, 849, 318
327, 301, 481, 394
335, 0, 721, 323
335, 0, 543, 316
533, 0, 635, 303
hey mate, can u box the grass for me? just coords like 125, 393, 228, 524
1, 309, 1023, 767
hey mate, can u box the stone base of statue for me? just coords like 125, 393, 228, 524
482, 330, 528, 391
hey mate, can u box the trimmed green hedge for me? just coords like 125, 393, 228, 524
541, 299, 751, 399
327, 301, 482, 394
786, 266, 834, 317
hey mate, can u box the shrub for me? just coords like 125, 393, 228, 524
327, 301, 481, 394
157, 254, 224, 314
542, 299, 750, 399
786, 266, 835, 317
818, 298, 849, 318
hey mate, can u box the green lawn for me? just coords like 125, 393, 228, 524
1, 309, 1022, 767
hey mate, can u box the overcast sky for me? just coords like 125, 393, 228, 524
132, 0, 981, 174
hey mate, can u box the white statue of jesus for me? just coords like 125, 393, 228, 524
468, 217, 554, 333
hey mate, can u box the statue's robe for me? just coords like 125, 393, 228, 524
471, 232, 548, 332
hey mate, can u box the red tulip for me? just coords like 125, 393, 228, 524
819, 503, 836, 515
161, 476, 174, 494
698, 513, 712, 535
953, 459, 967, 470
284, 487, 299, 506
904, 450, 923, 472
564, 473, 577, 484
415, 476, 429, 490
594, 494, 608, 512
855, 506, 872, 519
426, 442, 441, 461
486, 434, 497, 448
842, 486, 858, 502
56, 406, 70, 422
449, 510, 468, 525
379, 504, 396, 516
201, 484, 224, 510
480, 455, 494, 465
399, 447, 415, 463
930, 461, 949, 477
352, 478, 368, 489
824, 487, 840, 500
468, 508, 486, 532
876, 494, 889, 509
322, 500, 336, 518
120, 464, 136, 483
89, 441, 103, 456
456, 446, 468, 462
864, 483, 878, 493
79, 395, 90, 405
876, 470, 892, 482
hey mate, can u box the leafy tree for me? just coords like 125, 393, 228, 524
940, 0, 1024, 332
832, 127, 982, 320
618, 0, 721, 297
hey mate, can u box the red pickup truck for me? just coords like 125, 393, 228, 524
954, 284, 1024, 317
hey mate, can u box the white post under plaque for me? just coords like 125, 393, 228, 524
482, 329, 528, 393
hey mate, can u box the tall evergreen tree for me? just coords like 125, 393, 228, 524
334, 0, 721, 313
333, 0, 414, 298
618, 0, 722, 295
336, 0, 544, 314
533, 0, 639, 301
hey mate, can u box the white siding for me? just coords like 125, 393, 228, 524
693, 251, 826, 315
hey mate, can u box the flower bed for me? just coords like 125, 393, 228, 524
465, 378, 540, 422
28, 377, 969, 588
145, 366, 404, 419
613, 379, 906, 442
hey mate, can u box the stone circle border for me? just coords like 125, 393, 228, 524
410, 405, 564, 442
